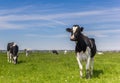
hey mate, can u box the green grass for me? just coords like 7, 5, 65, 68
0, 52, 120, 83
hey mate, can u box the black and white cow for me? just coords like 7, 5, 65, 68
66, 25, 96, 79
7, 42, 19, 64
52, 50, 59, 55
24, 48, 31, 56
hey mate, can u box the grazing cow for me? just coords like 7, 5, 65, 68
7, 42, 19, 64
66, 25, 96, 79
24, 48, 31, 56
52, 50, 59, 55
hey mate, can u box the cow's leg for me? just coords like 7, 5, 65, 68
9, 53, 13, 63
86, 56, 91, 79
86, 47, 91, 79
16, 54, 18, 64
7, 51, 10, 62
26, 51, 28, 56
76, 52, 83, 78
13, 56, 17, 64
90, 58, 94, 76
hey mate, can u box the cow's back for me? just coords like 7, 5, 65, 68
12, 45, 19, 56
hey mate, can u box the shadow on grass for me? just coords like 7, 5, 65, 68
17, 60, 26, 64
92, 69, 104, 78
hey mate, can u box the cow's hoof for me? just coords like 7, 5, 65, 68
13, 62, 17, 64
86, 71, 91, 79
80, 75, 83, 78
86, 74, 91, 79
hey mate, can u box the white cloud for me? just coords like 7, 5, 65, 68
0, 22, 25, 29
0, 6, 120, 30
0, 5, 33, 15
25, 34, 68, 38
1, 7, 120, 21
85, 29, 120, 38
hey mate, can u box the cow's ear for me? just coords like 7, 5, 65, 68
66, 28, 72, 32
80, 27, 84, 32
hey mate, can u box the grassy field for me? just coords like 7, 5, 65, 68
0, 51, 120, 83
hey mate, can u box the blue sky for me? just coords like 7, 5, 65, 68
0, 0, 120, 51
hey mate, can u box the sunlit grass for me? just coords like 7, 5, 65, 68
0, 52, 120, 83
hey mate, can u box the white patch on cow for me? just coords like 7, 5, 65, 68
78, 47, 91, 61
79, 52, 87, 61
13, 56, 17, 60
70, 35, 75, 40
70, 26, 78, 40
73, 26, 78, 33
13, 43, 17, 46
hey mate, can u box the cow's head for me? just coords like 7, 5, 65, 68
66, 25, 84, 41
9, 42, 14, 49
13, 56, 17, 64
12, 43, 18, 64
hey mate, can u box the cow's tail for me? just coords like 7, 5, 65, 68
90, 38, 97, 58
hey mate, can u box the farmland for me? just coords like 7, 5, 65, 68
0, 51, 120, 83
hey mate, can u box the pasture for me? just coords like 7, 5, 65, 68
0, 51, 120, 83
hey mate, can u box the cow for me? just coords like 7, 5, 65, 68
24, 48, 31, 56
64, 50, 67, 55
52, 50, 59, 55
7, 42, 19, 64
66, 25, 96, 79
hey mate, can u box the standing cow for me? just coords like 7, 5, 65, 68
7, 42, 19, 64
24, 48, 31, 56
66, 25, 96, 79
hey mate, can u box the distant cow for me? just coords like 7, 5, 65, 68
7, 42, 19, 64
64, 50, 67, 54
97, 52, 104, 55
24, 48, 31, 56
52, 50, 59, 55
66, 25, 96, 79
